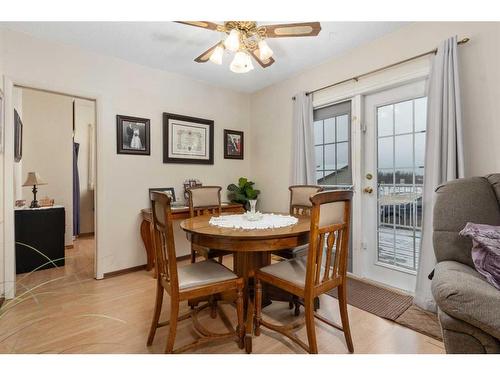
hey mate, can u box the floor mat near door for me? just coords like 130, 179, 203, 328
326, 277, 442, 341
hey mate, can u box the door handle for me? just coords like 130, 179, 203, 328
363, 187, 373, 194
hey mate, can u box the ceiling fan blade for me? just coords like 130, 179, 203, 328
263, 22, 321, 38
250, 49, 275, 68
194, 43, 220, 63
175, 21, 222, 31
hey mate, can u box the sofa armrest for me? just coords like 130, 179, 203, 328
432, 261, 500, 340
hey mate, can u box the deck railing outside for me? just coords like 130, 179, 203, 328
377, 183, 423, 271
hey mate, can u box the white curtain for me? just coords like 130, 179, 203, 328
291, 92, 316, 185
414, 36, 465, 311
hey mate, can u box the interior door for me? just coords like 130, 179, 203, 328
362, 80, 427, 292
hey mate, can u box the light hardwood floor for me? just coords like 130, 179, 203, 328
0, 237, 444, 354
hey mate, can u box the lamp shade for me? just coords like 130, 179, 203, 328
23, 172, 47, 186
209, 44, 224, 65
224, 29, 240, 52
230, 51, 254, 73
257, 40, 273, 60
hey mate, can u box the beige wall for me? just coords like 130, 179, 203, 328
250, 22, 500, 213
21, 88, 74, 246
74, 98, 96, 235
1, 27, 251, 277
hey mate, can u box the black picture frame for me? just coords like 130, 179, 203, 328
14, 109, 23, 163
224, 129, 244, 160
116, 115, 150, 155
148, 187, 176, 202
163, 113, 214, 165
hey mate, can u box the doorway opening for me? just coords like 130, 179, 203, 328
12, 85, 97, 292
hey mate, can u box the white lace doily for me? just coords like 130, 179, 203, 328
209, 213, 298, 230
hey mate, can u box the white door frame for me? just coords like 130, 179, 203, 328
2, 76, 102, 299
2, 77, 16, 298
311, 60, 430, 282
362, 79, 427, 292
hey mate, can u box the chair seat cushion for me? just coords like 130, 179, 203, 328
178, 260, 237, 290
259, 257, 326, 288
259, 258, 308, 287
432, 260, 500, 339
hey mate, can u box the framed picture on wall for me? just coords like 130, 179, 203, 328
116, 115, 150, 155
163, 113, 214, 164
224, 129, 244, 160
14, 109, 23, 162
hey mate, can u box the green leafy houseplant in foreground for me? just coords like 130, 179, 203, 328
227, 177, 261, 210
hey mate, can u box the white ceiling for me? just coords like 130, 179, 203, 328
1, 22, 408, 93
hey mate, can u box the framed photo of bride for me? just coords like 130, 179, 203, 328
116, 115, 150, 155
163, 112, 214, 164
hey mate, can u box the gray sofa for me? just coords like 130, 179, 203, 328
432, 174, 500, 353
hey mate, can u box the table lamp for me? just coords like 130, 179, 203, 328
22, 172, 47, 208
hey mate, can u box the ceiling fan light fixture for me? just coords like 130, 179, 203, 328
209, 44, 224, 65
224, 29, 240, 52
257, 40, 273, 60
230, 51, 254, 73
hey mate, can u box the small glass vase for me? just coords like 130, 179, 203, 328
248, 199, 257, 214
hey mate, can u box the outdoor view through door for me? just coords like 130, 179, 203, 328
377, 97, 427, 271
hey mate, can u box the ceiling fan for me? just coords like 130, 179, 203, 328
176, 21, 322, 73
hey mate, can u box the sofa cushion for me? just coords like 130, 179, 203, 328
433, 176, 500, 268
432, 260, 500, 339
486, 174, 500, 206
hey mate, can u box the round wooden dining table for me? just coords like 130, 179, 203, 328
180, 213, 311, 353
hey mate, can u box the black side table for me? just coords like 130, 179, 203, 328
15, 206, 65, 274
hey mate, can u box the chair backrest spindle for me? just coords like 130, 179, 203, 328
305, 190, 353, 292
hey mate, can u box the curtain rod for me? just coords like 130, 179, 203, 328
292, 37, 470, 100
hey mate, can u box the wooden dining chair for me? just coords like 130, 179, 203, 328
273, 185, 324, 260
273, 185, 323, 313
187, 186, 232, 264
147, 191, 245, 353
254, 190, 354, 354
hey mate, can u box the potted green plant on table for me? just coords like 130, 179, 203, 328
227, 177, 261, 211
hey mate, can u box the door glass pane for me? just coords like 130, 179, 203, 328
378, 137, 393, 169
324, 118, 335, 144
377, 104, 393, 137
336, 115, 349, 142
337, 142, 349, 170
315, 145, 323, 170
314, 120, 323, 145
376, 96, 427, 271
313, 101, 352, 191
377, 169, 394, 184
395, 168, 414, 185
394, 100, 413, 134
394, 134, 413, 168
415, 132, 425, 168
415, 97, 427, 132
324, 144, 336, 170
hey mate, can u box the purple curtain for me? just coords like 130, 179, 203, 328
73, 142, 80, 236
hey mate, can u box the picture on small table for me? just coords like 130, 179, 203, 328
149, 187, 176, 203
224, 129, 244, 160
117, 115, 150, 155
